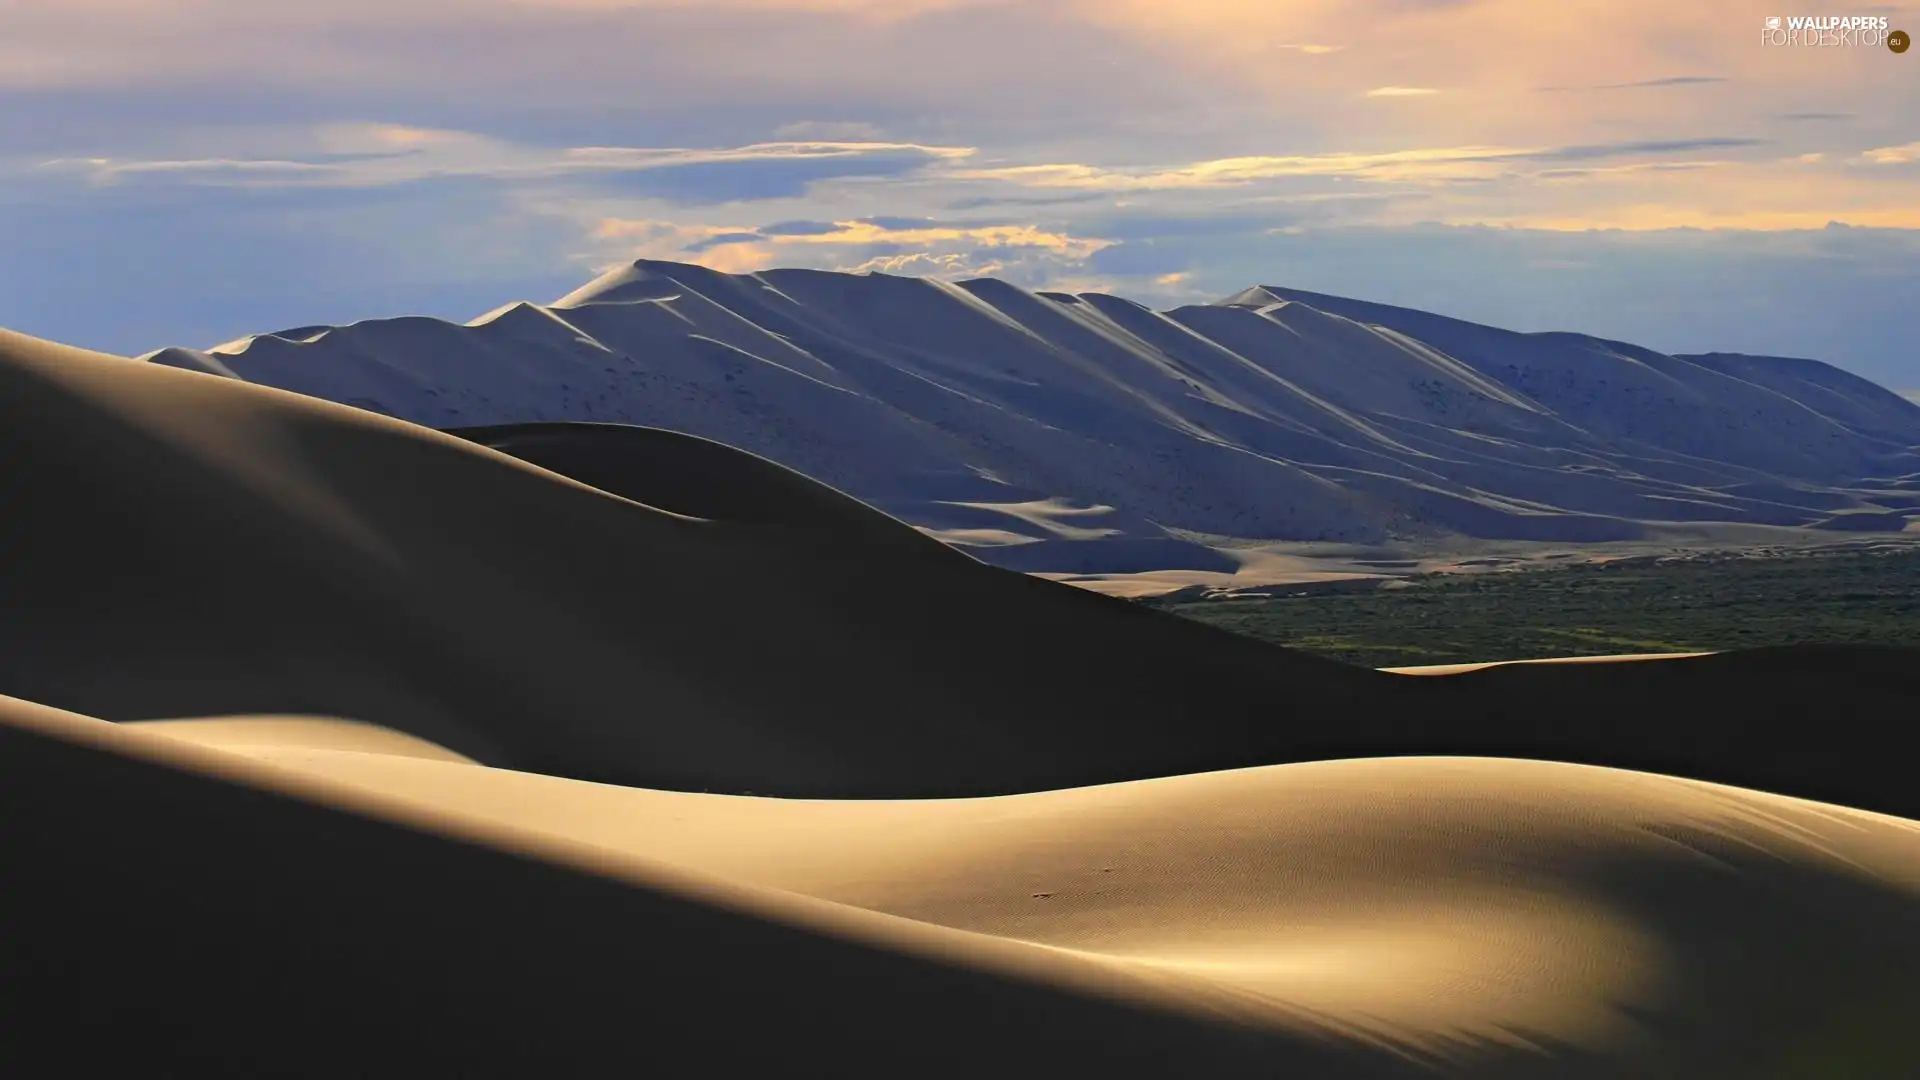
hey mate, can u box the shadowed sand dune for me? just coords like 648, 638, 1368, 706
7, 698, 1920, 1077
6, 326, 1920, 815
445, 421, 958, 555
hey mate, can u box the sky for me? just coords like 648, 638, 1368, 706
2, 0, 1916, 389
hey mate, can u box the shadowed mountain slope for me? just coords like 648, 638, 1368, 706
136, 262, 1920, 572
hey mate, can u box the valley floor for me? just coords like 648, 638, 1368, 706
1144, 539, 1920, 669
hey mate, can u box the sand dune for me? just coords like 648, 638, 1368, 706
9, 697, 1920, 1076
139, 261, 1920, 573
445, 420, 962, 559
7, 321, 1920, 1074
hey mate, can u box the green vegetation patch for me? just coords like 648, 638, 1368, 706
1144, 546, 1920, 668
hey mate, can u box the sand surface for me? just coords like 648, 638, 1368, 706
9, 697, 1920, 1076
5, 324, 1920, 1075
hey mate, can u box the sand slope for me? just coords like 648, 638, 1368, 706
7, 326, 1920, 817
8, 698, 1920, 1077
138, 261, 1920, 572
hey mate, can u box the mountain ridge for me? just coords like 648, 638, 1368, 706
141, 260, 1920, 573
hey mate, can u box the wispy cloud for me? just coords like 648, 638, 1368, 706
39, 157, 347, 182
1365, 86, 1440, 97
1527, 161, 1733, 180
1542, 75, 1726, 91
951, 147, 1518, 189
26, 130, 977, 198
947, 139, 1767, 191
1530, 138, 1763, 162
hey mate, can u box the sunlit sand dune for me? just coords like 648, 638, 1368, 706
8, 699, 1920, 1076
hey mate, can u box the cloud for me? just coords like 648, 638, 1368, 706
950, 147, 1521, 190
559, 140, 974, 170
22, 132, 978, 201
570, 144, 967, 203
1365, 86, 1441, 97
842, 251, 1008, 278
682, 231, 764, 252
577, 213, 1115, 279
757, 219, 847, 236
37, 157, 347, 185
1543, 75, 1727, 91
1604, 75, 1725, 88
786, 220, 1110, 254
1778, 112, 1852, 122
771, 120, 886, 140
1530, 138, 1763, 162
944, 192, 1109, 210
857, 215, 943, 230
583, 216, 781, 272
945, 138, 1769, 192
1859, 142, 1920, 165
1527, 161, 1732, 180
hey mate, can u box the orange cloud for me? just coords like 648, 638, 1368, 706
774, 220, 1111, 257
582, 216, 1114, 276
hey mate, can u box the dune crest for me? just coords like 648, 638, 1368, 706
126, 716, 482, 763
9, 698, 1920, 1076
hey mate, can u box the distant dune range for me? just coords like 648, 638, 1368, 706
7, 323, 1920, 1075
143, 261, 1920, 575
